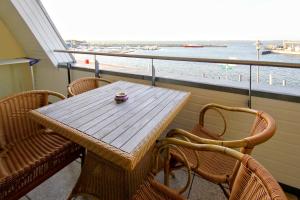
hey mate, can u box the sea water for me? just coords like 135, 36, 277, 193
74, 41, 300, 95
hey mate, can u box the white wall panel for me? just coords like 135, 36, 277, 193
0, 0, 73, 65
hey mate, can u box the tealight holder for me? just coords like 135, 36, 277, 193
115, 92, 128, 104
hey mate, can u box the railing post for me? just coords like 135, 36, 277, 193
95, 55, 100, 78
27, 58, 39, 90
30, 65, 36, 90
256, 40, 260, 83
269, 74, 273, 85
67, 62, 71, 84
256, 66, 260, 83
248, 65, 252, 108
151, 59, 156, 86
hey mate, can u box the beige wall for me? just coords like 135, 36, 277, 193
33, 64, 300, 189
0, 19, 32, 98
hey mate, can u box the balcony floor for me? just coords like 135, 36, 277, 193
20, 160, 297, 200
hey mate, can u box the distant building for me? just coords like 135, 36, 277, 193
283, 41, 300, 52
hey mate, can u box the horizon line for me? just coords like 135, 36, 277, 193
65, 39, 295, 42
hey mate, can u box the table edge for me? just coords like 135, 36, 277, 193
29, 90, 191, 171
29, 110, 134, 170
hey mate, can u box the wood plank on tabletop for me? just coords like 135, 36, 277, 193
47, 82, 135, 118
104, 90, 180, 146
58, 84, 145, 122
91, 88, 173, 140
38, 81, 122, 114
121, 92, 188, 153
80, 87, 167, 134
67, 85, 154, 129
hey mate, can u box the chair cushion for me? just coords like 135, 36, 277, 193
0, 130, 77, 181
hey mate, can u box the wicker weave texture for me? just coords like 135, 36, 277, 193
69, 150, 153, 200
132, 174, 185, 200
230, 155, 287, 200
1, 91, 49, 147
132, 144, 287, 200
0, 90, 82, 200
170, 125, 236, 183
169, 104, 276, 187
68, 77, 111, 97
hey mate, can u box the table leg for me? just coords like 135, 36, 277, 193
69, 150, 153, 200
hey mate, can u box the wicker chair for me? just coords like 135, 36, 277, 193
165, 103, 276, 195
132, 141, 287, 200
0, 90, 83, 200
67, 77, 112, 97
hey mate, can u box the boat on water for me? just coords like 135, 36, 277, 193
262, 40, 300, 55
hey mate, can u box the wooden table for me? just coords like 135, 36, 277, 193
30, 81, 190, 200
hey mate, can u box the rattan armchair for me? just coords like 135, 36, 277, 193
0, 90, 83, 200
165, 103, 276, 195
67, 77, 112, 97
133, 139, 286, 200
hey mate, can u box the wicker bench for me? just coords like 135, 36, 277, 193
0, 90, 83, 200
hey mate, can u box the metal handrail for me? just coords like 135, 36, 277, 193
54, 49, 300, 69
55, 49, 300, 108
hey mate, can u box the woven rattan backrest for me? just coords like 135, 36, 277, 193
250, 112, 268, 137
229, 155, 287, 200
0, 90, 64, 148
68, 78, 97, 96
241, 112, 276, 155
68, 77, 111, 96
228, 112, 276, 188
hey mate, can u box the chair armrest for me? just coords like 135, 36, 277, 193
166, 128, 246, 148
155, 135, 193, 194
67, 85, 73, 97
47, 91, 66, 100
199, 103, 258, 137
157, 137, 244, 188
159, 137, 244, 162
95, 78, 112, 84
158, 129, 245, 194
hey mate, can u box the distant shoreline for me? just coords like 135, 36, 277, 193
66, 41, 229, 48
65, 40, 286, 48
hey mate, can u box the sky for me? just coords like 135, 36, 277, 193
41, 0, 300, 41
